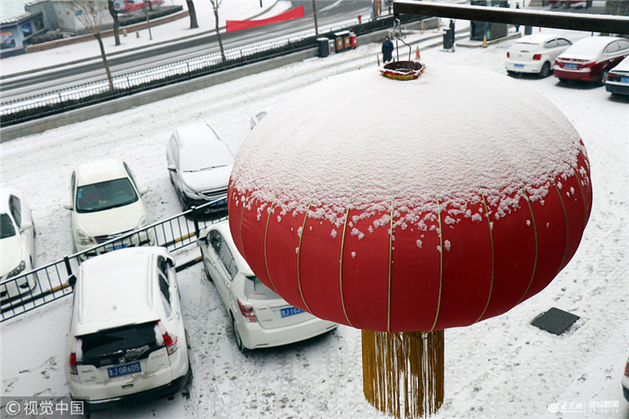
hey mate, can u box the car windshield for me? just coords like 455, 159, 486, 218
244, 275, 281, 300
77, 322, 160, 368
0, 213, 16, 239
76, 178, 138, 213
180, 143, 234, 172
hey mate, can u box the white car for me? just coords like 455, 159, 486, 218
64, 159, 153, 258
0, 188, 36, 303
197, 221, 337, 352
506, 34, 573, 78
65, 247, 190, 409
606, 56, 629, 96
167, 123, 234, 212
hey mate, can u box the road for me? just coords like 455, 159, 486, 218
0, 0, 372, 102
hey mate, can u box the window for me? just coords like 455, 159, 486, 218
9, 195, 21, 228
604, 42, 619, 54
76, 178, 138, 213
0, 214, 16, 239
158, 272, 170, 303
557, 38, 571, 47
210, 231, 238, 280
78, 322, 160, 368
618, 39, 629, 52
157, 256, 169, 278
545, 40, 558, 49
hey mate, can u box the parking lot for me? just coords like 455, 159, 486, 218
1, 26, 628, 418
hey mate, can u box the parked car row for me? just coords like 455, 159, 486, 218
505, 34, 629, 95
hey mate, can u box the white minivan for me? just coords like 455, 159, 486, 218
65, 247, 190, 409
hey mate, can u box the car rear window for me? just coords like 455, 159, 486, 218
244, 276, 281, 300
77, 322, 161, 368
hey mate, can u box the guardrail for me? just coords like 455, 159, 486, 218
0, 200, 227, 323
1, 14, 426, 126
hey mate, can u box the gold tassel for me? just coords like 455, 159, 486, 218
362, 330, 444, 418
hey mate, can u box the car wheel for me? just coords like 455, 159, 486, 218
597, 68, 609, 86
231, 315, 248, 353
203, 264, 213, 282
540, 62, 551, 78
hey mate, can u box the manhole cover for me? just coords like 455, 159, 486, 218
531, 307, 580, 335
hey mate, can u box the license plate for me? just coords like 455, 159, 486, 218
107, 361, 141, 378
514, 64, 524, 68
565, 64, 577, 69
281, 307, 304, 317
106, 243, 128, 252
621, 77, 629, 83
211, 198, 227, 206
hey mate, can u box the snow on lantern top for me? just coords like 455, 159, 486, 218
228, 64, 592, 333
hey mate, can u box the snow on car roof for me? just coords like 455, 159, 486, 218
75, 248, 158, 335
176, 123, 234, 171
562, 36, 620, 55
75, 158, 128, 186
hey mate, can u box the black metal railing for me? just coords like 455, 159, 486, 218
1, 14, 426, 127
0, 200, 227, 322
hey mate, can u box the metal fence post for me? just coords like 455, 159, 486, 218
191, 206, 200, 238
63, 256, 73, 277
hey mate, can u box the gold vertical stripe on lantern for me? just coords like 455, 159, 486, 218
362, 330, 444, 418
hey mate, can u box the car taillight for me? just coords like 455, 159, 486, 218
607, 72, 620, 81
506, 51, 510, 58
579, 61, 595, 69
69, 353, 77, 375
157, 320, 178, 355
625, 360, 629, 377
69, 338, 78, 375
237, 298, 257, 323
533, 53, 542, 61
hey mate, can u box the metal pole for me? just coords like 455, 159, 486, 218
144, 1, 153, 40
392, 1, 629, 34
312, 0, 319, 36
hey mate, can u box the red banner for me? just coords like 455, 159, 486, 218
226, 5, 305, 33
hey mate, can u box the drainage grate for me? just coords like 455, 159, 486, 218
531, 307, 580, 335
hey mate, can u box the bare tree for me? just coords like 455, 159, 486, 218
209, 0, 226, 62
66, 0, 114, 91
107, 0, 120, 46
186, 0, 199, 29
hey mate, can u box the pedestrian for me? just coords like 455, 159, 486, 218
515, 3, 520, 32
382, 36, 394, 64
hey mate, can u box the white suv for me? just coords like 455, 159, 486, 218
65, 247, 190, 409
64, 159, 153, 258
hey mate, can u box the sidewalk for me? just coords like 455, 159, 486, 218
0, 0, 293, 77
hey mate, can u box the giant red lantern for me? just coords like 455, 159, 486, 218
227, 64, 592, 418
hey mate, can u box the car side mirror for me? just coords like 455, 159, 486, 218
63, 203, 73, 210
20, 221, 33, 232
138, 187, 149, 195
167, 257, 176, 268
197, 236, 208, 246
68, 274, 77, 290
167, 165, 177, 172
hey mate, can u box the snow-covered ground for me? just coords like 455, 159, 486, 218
2, 25, 629, 419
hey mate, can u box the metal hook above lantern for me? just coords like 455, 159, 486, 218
227, 63, 592, 417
